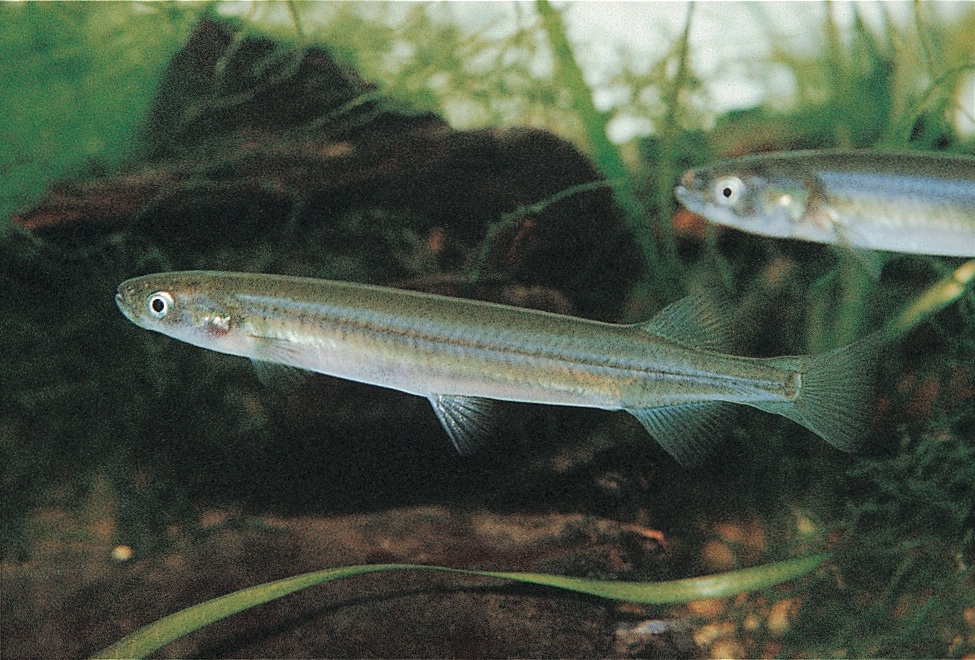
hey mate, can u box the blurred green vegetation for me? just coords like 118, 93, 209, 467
0, 2, 199, 227
2, 1, 974, 657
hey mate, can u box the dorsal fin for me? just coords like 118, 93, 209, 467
637, 289, 734, 352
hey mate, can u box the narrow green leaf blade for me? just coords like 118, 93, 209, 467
92, 554, 829, 659
92, 564, 410, 659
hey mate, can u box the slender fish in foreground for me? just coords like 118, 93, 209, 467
116, 271, 879, 466
674, 150, 975, 257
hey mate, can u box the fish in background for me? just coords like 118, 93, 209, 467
116, 271, 881, 467
674, 150, 975, 258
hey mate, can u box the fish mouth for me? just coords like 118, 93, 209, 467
115, 290, 140, 324
673, 184, 704, 213
674, 169, 703, 207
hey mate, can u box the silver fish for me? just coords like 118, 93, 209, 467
116, 271, 879, 466
674, 150, 975, 257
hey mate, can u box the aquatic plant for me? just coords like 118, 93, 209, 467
93, 554, 828, 658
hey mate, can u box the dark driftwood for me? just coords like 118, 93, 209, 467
15, 17, 641, 323
3, 507, 692, 658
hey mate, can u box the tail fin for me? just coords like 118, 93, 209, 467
752, 333, 884, 452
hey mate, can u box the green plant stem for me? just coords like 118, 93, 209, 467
534, 0, 670, 293
834, 255, 872, 347
653, 2, 695, 277
887, 259, 975, 337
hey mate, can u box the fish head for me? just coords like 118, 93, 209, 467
116, 272, 250, 355
674, 160, 811, 240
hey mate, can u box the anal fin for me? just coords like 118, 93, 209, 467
626, 401, 736, 467
428, 394, 495, 455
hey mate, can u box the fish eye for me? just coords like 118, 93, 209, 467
713, 176, 745, 207
147, 291, 174, 318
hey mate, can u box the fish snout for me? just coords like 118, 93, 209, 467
674, 170, 699, 203
115, 289, 139, 324
115, 282, 152, 325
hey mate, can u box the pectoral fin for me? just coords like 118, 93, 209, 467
428, 394, 495, 455
250, 359, 308, 388
829, 230, 885, 279
248, 336, 309, 388
626, 401, 736, 467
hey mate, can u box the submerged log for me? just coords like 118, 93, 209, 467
14, 17, 642, 323
1, 507, 693, 658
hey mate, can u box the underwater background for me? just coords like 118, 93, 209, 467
2, 2, 974, 657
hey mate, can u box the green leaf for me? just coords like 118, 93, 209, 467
92, 553, 829, 659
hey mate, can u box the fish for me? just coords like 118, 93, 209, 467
674, 150, 975, 257
115, 271, 880, 466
